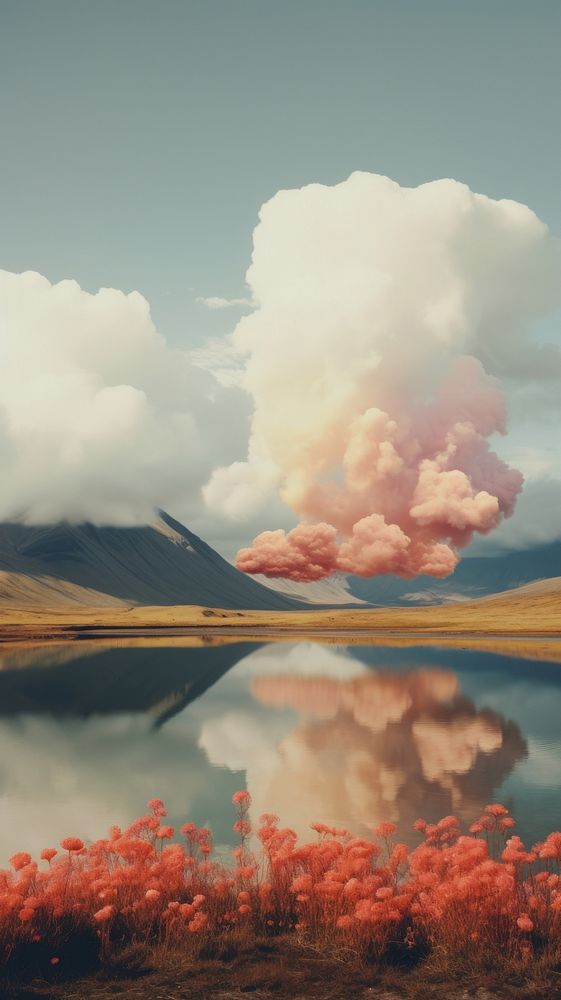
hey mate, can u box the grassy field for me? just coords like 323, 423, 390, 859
0, 578, 559, 644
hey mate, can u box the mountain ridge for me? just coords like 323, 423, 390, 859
0, 512, 302, 611
0, 511, 559, 610
345, 541, 561, 605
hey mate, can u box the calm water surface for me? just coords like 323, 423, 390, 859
0, 640, 560, 859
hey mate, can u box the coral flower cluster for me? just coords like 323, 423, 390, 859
2, 795, 561, 971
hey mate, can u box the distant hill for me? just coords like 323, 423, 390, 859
258, 540, 561, 606
0, 512, 301, 611
345, 541, 561, 605
0, 511, 559, 611
252, 571, 363, 605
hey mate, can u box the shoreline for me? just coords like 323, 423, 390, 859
0, 579, 559, 659
3, 624, 561, 641
2, 629, 561, 669
2, 623, 561, 643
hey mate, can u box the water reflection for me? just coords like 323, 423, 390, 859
1, 639, 560, 860
0, 642, 255, 721
217, 656, 526, 838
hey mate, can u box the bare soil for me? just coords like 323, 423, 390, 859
2, 940, 561, 1000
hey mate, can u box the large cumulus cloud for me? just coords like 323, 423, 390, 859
0, 269, 247, 525
203, 172, 561, 579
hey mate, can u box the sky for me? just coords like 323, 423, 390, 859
1, 0, 560, 565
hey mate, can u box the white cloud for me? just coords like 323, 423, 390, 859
2, 173, 560, 565
196, 295, 253, 310
203, 455, 278, 520
0, 270, 248, 526
203, 172, 561, 576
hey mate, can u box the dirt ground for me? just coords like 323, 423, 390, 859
2, 940, 561, 1000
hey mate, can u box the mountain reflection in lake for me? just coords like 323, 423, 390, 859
0, 640, 560, 859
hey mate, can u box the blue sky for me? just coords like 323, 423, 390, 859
1, 1, 560, 558
2, 0, 560, 343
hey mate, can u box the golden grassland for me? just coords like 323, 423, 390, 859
0, 578, 559, 647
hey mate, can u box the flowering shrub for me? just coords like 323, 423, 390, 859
1, 795, 561, 973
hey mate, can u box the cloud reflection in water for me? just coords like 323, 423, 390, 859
0, 641, 528, 858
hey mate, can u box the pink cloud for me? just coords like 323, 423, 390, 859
215, 174, 557, 582
236, 523, 339, 582
235, 358, 523, 582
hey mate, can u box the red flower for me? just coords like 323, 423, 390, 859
156, 825, 174, 839
232, 790, 251, 807
60, 837, 84, 853
148, 798, 167, 817
10, 852, 32, 870
485, 804, 509, 817
374, 822, 396, 839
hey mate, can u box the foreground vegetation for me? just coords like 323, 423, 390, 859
3, 794, 561, 997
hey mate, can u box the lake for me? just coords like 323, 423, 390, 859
1, 639, 560, 860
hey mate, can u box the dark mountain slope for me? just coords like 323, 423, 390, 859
1, 510, 559, 611
0, 512, 300, 610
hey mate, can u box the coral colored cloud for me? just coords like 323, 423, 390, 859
201, 172, 561, 580
236, 523, 339, 582
233, 356, 524, 581
234, 357, 525, 581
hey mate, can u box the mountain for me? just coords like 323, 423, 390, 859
253, 540, 561, 607
0, 512, 302, 611
252, 571, 364, 605
0, 510, 559, 611
345, 541, 561, 605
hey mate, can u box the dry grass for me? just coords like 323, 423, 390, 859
3, 937, 561, 1000
0, 578, 559, 647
